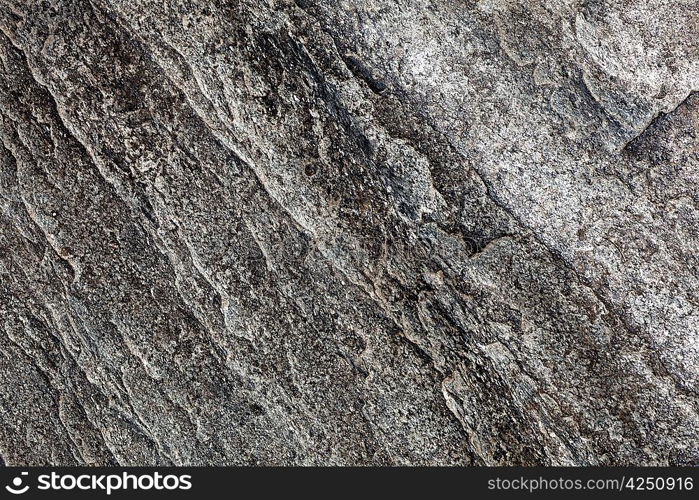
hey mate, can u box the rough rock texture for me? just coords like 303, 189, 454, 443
0, 0, 697, 466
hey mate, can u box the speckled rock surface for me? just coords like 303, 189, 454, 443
0, 0, 697, 465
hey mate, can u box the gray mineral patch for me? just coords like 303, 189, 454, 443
0, 0, 697, 466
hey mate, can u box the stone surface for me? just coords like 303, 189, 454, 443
0, 0, 697, 465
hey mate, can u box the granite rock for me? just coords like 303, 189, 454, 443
0, 0, 697, 465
